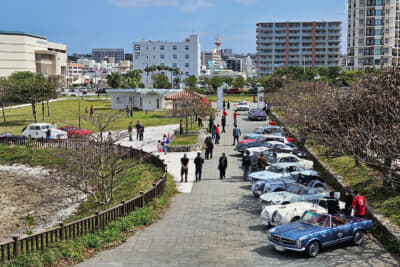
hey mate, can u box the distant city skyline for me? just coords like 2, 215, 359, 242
1, 0, 347, 55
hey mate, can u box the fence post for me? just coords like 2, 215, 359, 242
153, 183, 157, 197
59, 223, 64, 241
140, 191, 144, 207
12, 236, 18, 259
95, 211, 100, 230
121, 201, 126, 217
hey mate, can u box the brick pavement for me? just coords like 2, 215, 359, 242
76, 104, 399, 267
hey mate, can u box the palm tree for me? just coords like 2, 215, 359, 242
107, 72, 122, 88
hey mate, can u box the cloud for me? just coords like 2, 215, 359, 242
108, 0, 213, 11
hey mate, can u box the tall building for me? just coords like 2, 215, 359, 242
92, 48, 125, 64
226, 57, 244, 72
132, 34, 200, 86
0, 31, 67, 87
256, 21, 342, 77
347, 0, 400, 70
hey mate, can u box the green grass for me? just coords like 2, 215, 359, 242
0, 99, 199, 134
207, 95, 255, 103
169, 135, 198, 146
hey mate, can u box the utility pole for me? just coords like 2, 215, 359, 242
303, 56, 306, 81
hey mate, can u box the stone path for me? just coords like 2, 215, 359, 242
77, 104, 399, 267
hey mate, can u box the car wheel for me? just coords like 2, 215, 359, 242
291, 216, 301, 222
307, 241, 319, 257
353, 230, 364, 246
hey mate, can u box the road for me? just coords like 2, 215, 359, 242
76, 103, 399, 267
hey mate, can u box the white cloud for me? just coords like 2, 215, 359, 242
108, 0, 213, 11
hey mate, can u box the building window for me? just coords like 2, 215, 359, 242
375, 19, 381, 25
172, 63, 177, 68
185, 54, 189, 59
160, 45, 165, 50
375, 29, 382, 35
375, 39, 381, 45
160, 54, 165, 59
134, 44, 140, 51
385, 28, 390, 33
160, 63, 165, 66
385, 38, 389, 43
376, 0, 382, 5
374, 48, 381, 55
359, 10, 364, 14
358, 39, 363, 44
172, 45, 177, 50
376, 9, 382, 16
185, 72, 189, 76
185, 45, 189, 50
185, 63, 189, 68
359, 19, 364, 24
116, 97, 121, 103
173, 54, 177, 59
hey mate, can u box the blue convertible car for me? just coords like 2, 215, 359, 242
267, 211, 373, 257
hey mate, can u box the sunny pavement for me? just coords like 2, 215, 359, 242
76, 103, 400, 267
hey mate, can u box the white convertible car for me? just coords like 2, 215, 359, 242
260, 200, 346, 227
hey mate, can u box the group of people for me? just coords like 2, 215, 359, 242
325, 189, 367, 218
84, 105, 94, 116
125, 105, 134, 118
127, 120, 144, 141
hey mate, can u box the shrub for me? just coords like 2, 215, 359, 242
82, 234, 101, 249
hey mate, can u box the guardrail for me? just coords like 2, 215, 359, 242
0, 138, 168, 262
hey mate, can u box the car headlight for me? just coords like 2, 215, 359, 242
296, 238, 302, 248
266, 230, 272, 240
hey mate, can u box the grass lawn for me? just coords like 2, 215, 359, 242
207, 95, 255, 103
0, 99, 199, 134
169, 135, 198, 146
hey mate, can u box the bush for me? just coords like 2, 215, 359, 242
82, 234, 101, 249
131, 206, 155, 226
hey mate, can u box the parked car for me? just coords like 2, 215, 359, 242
259, 190, 340, 208
266, 211, 373, 257
261, 174, 327, 195
58, 126, 92, 138
261, 200, 346, 227
236, 136, 290, 154
235, 140, 274, 154
244, 126, 285, 139
236, 101, 250, 111
0, 132, 27, 143
248, 109, 267, 121
21, 123, 68, 139
227, 88, 240, 95
264, 153, 313, 169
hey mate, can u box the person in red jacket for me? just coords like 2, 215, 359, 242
352, 191, 367, 218
233, 111, 238, 125
215, 124, 221, 144
223, 108, 227, 117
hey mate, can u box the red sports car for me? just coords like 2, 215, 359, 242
58, 126, 92, 138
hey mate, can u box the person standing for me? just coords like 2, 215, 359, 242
326, 191, 340, 215
352, 191, 367, 218
215, 124, 220, 144
180, 154, 189, 183
51, 121, 57, 128
233, 111, 238, 125
258, 153, 268, 171
125, 105, 130, 118
227, 101, 230, 110
344, 188, 354, 216
179, 120, 184, 135
194, 152, 204, 182
197, 117, 203, 128
206, 136, 214, 159
161, 134, 168, 155
218, 153, 228, 180
137, 123, 144, 141
221, 116, 226, 133
46, 126, 51, 140
135, 120, 141, 140
242, 151, 251, 181
223, 108, 227, 118
209, 115, 214, 133
232, 125, 241, 146
128, 121, 133, 141
130, 106, 133, 117
223, 99, 226, 108
90, 105, 94, 117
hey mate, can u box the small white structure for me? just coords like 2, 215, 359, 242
106, 89, 181, 111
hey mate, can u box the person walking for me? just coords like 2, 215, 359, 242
205, 136, 214, 160
194, 152, 204, 182
218, 153, 228, 180
161, 134, 168, 155
352, 191, 367, 218
209, 115, 214, 133
197, 117, 203, 128
221, 116, 226, 133
258, 153, 268, 171
242, 151, 251, 181
215, 124, 220, 144
180, 154, 189, 183
223, 99, 226, 108
233, 111, 238, 125
344, 188, 354, 216
232, 125, 241, 146
125, 105, 130, 118
223, 108, 227, 118
325, 191, 340, 215
135, 120, 141, 140
128, 121, 133, 141
227, 101, 230, 110
179, 120, 184, 135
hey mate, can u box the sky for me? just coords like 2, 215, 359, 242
1, 0, 348, 55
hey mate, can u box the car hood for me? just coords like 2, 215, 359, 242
271, 222, 323, 240
260, 191, 296, 202
250, 171, 282, 181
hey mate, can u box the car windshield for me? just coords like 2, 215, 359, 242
269, 128, 282, 133
41, 125, 54, 129
254, 128, 264, 134
238, 103, 247, 106
267, 165, 283, 173
301, 211, 330, 228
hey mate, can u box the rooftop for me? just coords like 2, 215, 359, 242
0, 30, 47, 40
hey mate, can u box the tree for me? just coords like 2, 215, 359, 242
184, 75, 197, 90
232, 76, 246, 88
246, 77, 258, 88
209, 76, 223, 92
107, 72, 122, 88
152, 73, 171, 89
223, 77, 234, 86
123, 69, 142, 88
0, 77, 8, 123
174, 77, 181, 88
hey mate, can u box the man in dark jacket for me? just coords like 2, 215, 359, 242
205, 137, 214, 159
180, 154, 189, 183
218, 153, 228, 180
344, 188, 354, 216
242, 151, 251, 181
194, 152, 204, 182
326, 191, 340, 215
221, 116, 226, 133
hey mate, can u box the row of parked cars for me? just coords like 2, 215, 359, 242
236, 123, 373, 257
0, 123, 92, 142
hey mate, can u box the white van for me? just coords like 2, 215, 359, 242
21, 123, 68, 139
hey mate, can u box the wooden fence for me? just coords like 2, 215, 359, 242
0, 138, 168, 262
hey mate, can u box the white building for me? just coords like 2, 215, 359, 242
0, 31, 67, 87
106, 89, 181, 111
132, 35, 200, 87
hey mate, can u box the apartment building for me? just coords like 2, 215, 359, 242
132, 35, 200, 86
256, 21, 342, 77
92, 48, 125, 64
348, 0, 400, 69
0, 31, 67, 87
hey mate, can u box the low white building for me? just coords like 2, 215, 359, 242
106, 89, 181, 111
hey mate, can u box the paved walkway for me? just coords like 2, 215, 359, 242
77, 104, 399, 267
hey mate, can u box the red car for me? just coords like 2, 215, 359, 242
238, 138, 256, 144
58, 126, 92, 138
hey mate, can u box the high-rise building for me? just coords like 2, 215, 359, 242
347, 0, 400, 70
226, 57, 243, 72
0, 31, 67, 87
92, 48, 125, 64
256, 21, 342, 78
132, 35, 200, 86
